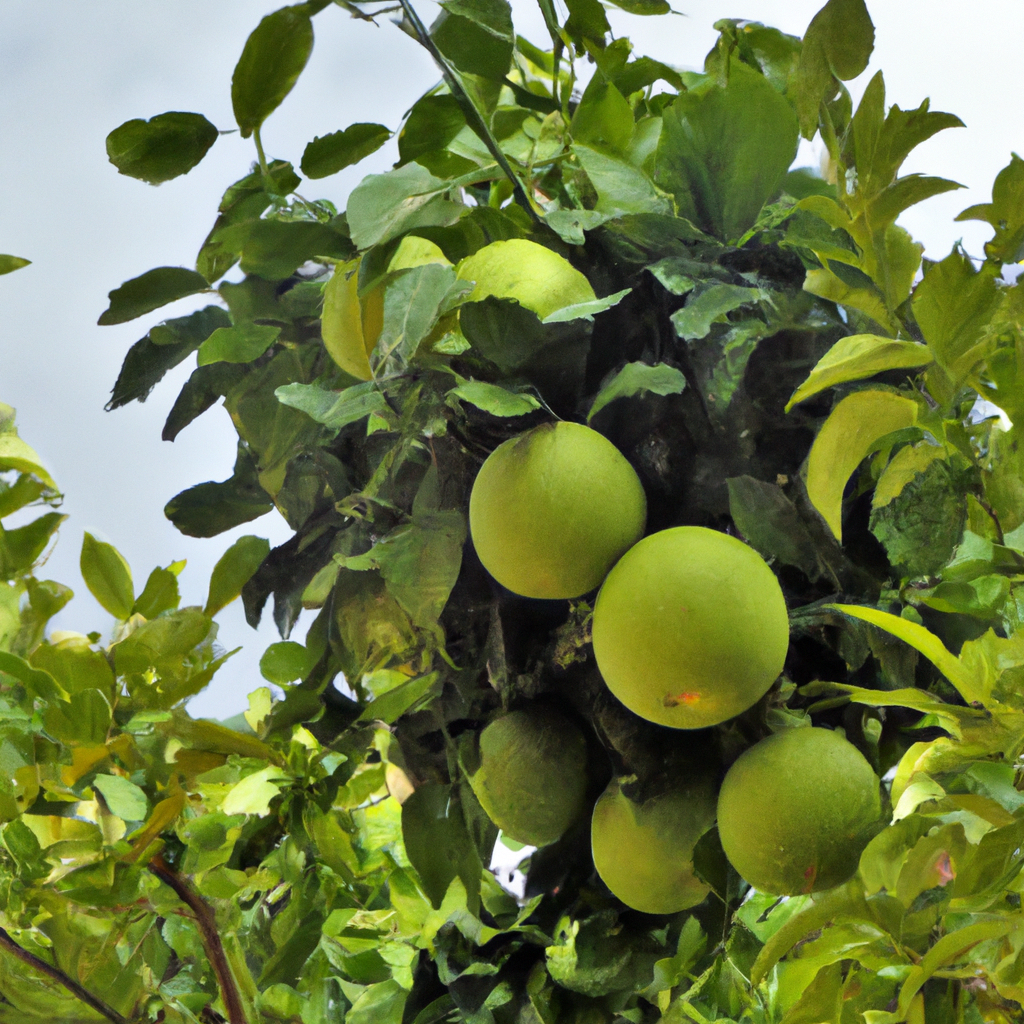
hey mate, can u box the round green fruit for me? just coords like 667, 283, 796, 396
717, 727, 882, 895
591, 778, 716, 914
591, 526, 789, 729
468, 422, 647, 600
467, 707, 588, 847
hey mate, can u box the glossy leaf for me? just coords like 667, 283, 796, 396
80, 532, 134, 621
301, 122, 391, 178
449, 381, 541, 417
588, 362, 686, 421
205, 535, 270, 616
106, 111, 219, 184
98, 266, 209, 325
93, 773, 148, 821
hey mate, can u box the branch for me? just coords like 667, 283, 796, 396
0, 926, 130, 1024
396, 0, 541, 224
148, 856, 249, 1024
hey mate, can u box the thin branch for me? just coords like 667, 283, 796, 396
396, 0, 541, 224
148, 856, 249, 1024
0, 926, 131, 1024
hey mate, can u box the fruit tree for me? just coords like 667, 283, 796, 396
5, 0, 1024, 1021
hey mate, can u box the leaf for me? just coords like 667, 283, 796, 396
98, 266, 209, 325
430, 0, 514, 80
727, 476, 820, 578
786, 334, 933, 411
457, 239, 596, 320
275, 380, 387, 431
805, 389, 918, 541
587, 362, 686, 422
197, 323, 281, 366
956, 152, 1024, 264
321, 259, 374, 380
301, 122, 391, 178
571, 77, 634, 156
260, 641, 314, 684
0, 650, 66, 701
398, 94, 466, 165
92, 774, 148, 821
540, 289, 631, 324
449, 381, 541, 417
0, 254, 30, 275
205, 535, 270, 616
133, 567, 181, 619
345, 980, 408, 1024
221, 765, 290, 816
573, 144, 673, 217
654, 60, 799, 241
0, 512, 65, 579
671, 283, 760, 340
0, 432, 56, 489
237, 218, 354, 279
105, 111, 219, 184
80, 532, 134, 620
231, 5, 314, 138
162, 361, 247, 441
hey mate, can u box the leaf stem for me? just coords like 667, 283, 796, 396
148, 855, 249, 1024
0, 926, 131, 1024
253, 125, 270, 181
396, 0, 541, 224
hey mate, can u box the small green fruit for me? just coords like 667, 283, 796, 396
469, 422, 647, 600
467, 707, 588, 847
591, 778, 715, 914
717, 727, 882, 895
592, 526, 789, 729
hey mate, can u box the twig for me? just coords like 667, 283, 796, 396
396, 0, 541, 224
148, 856, 249, 1024
0, 926, 130, 1024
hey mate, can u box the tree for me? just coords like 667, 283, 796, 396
4, 0, 1024, 1020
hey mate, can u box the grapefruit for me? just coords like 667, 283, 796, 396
591, 526, 788, 729
591, 778, 715, 913
469, 422, 647, 599
717, 727, 882, 895
466, 707, 588, 847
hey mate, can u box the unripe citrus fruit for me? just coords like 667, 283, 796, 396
469, 422, 647, 600
717, 727, 882, 895
466, 707, 588, 847
592, 527, 788, 729
592, 778, 715, 914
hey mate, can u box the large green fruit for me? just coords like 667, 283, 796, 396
469, 422, 647, 600
717, 727, 882, 895
466, 707, 588, 847
591, 778, 716, 914
592, 526, 789, 729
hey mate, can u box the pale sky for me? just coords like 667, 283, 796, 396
1, 1, 1021, 718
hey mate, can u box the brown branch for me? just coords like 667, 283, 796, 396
148, 856, 248, 1024
0, 926, 130, 1024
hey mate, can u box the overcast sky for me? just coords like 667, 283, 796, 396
1, 1, 1021, 719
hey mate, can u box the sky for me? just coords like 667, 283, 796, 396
1, 0, 1021, 720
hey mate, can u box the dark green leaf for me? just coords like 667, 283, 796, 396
162, 362, 248, 441
398, 95, 466, 165
605, 0, 669, 14
238, 218, 354, 279
588, 362, 686, 421
430, 0, 514, 81
80, 532, 134, 620
301, 123, 391, 178
197, 323, 281, 366
563, 0, 610, 43
98, 266, 209, 326
205, 535, 271, 616
231, 5, 314, 138
0, 255, 30, 275
727, 476, 820, 579
105, 111, 219, 184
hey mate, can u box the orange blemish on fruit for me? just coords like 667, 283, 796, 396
663, 691, 702, 708
801, 863, 818, 893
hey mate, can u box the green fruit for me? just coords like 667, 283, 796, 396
467, 707, 588, 847
591, 526, 788, 729
591, 778, 715, 914
717, 727, 882, 895
469, 422, 647, 600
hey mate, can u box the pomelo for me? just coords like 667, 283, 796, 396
717, 726, 882, 895
591, 778, 715, 914
469, 422, 646, 600
466, 707, 588, 847
591, 526, 788, 729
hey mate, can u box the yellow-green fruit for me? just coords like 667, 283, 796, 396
717, 727, 882, 895
592, 778, 716, 914
469, 422, 647, 600
468, 708, 588, 847
592, 526, 788, 729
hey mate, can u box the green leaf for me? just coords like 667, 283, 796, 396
105, 111, 219, 184
956, 152, 1024, 264
276, 380, 386, 431
805, 389, 918, 541
0, 254, 30, 275
133, 567, 181, 619
301, 123, 391, 178
573, 144, 673, 217
80, 532, 134, 620
162, 361, 247, 441
98, 266, 209, 325
197, 323, 281, 366
570, 77, 634, 156
671, 283, 761, 340
260, 641, 314, 684
796, 0, 874, 137
221, 764, 290, 816
231, 5, 314, 138
449, 381, 541, 417
93, 773, 148, 821
398, 94, 466, 165
0, 430, 56, 490
588, 362, 686, 422
654, 60, 799, 240
540, 289, 631, 324
786, 334, 933, 411
0, 650, 65, 701
0, 512, 65, 579
237, 218, 354, 279
205, 535, 270, 616
727, 476, 820, 578
346, 980, 408, 1024
430, 0, 514, 81
605, 0, 669, 13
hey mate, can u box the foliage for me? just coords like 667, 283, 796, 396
5, 0, 1024, 1021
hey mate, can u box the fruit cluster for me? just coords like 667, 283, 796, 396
467, 422, 883, 906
